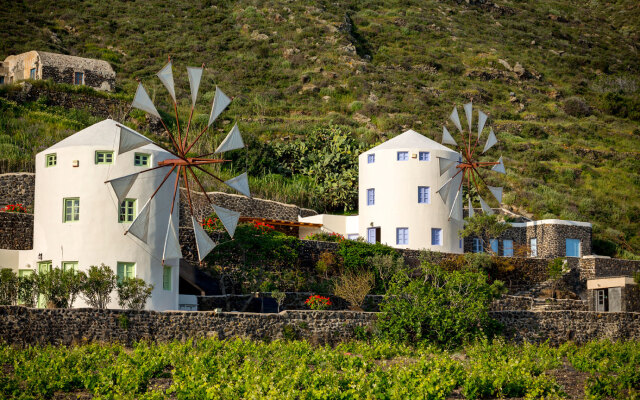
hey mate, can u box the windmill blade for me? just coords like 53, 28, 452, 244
488, 186, 503, 203
162, 214, 182, 262
208, 86, 232, 127
215, 123, 244, 153
212, 204, 241, 238
450, 106, 463, 132
448, 188, 463, 221
491, 156, 506, 174
224, 172, 251, 198
436, 176, 456, 205
156, 61, 176, 103
441, 126, 458, 146
132, 83, 161, 119
438, 156, 458, 176
463, 102, 473, 132
468, 197, 475, 218
187, 67, 203, 108
107, 172, 138, 205
118, 124, 154, 155
192, 216, 217, 262
479, 195, 494, 215
127, 199, 151, 243
477, 111, 488, 139
482, 129, 498, 153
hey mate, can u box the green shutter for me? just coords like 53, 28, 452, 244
163, 266, 171, 291
62, 262, 77, 273
117, 262, 135, 282
18, 269, 33, 277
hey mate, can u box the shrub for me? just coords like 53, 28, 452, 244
338, 240, 395, 274
1, 203, 28, 213
377, 262, 503, 348
117, 278, 153, 310
35, 268, 85, 308
366, 254, 405, 292
304, 295, 331, 310
315, 251, 337, 278
563, 96, 591, 117
305, 232, 345, 242
0, 268, 19, 305
459, 214, 510, 252
17, 272, 37, 307
547, 257, 566, 298
333, 270, 374, 310
82, 264, 117, 309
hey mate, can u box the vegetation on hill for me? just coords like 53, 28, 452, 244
0, 0, 638, 255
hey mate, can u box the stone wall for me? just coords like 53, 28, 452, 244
579, 257, 640, 280
41, 66, 115, 92
0, 211, 33, 250
198, 292, 385, 312
0, 306, 376, 346
0, 173, 35, 207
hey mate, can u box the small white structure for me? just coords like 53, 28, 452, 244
14, 119, 181, 310
300, 129, 464, 253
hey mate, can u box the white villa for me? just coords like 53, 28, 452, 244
0, 119, 181, 310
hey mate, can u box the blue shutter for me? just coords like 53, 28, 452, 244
397, 151, 408, 161
419, 152, 430, 161
431, 228, 442, 246
566, 239, 580, 257
490, 239, 499, 254
368, 154, 375, 163
367, 188, 375, 205
503, 240, 514, 257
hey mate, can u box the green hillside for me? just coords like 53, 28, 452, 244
0, 0, 639, 256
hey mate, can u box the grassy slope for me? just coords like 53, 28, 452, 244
0, 0, 638, 253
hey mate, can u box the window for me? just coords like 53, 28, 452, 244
18, 269, 33, 278
117, 262, 135, 283
473, 238, 483, 253
347, 234, 359, 240
431, 228, 442, 246
490, 239, 499, 254
503, 240, 514, 257
45, 153, 57, 167
63, 198, 80, 222
418, 186, 430, 204
396, 228, 409, 245
37, 262, 51, 308
163, 266, 172, 291
530, 238, 538, 257
459, 239, 463, 249
367, 154, 375, 164
74, 71, 84, 85
62, 261, 78, 273
119, 199, 136, 223
419, 151, 430, 161
397, 151, 409, 161
134, 153, 150, 167
95, 151, 114, 164
367, 188, 375, 206
566, 239, 581, 257
30, 68, 36, 79
0, 76, 4, 84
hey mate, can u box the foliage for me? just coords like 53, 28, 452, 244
367, 254, 405, 292
315, 250, 337, 279
16, 272, 37, 307
200, 216, 224, 232
304, 294, 332, 310
338, 239, 396, 273
82, 264, 117, 309
116, 278, 153, 311
547, 257, 566, 298
305, 232, 345, 242
563, 96, 591, 117
270, 290, 286, 312
1, 203, 27, 213
377, 262, 503, 348
459, 215, 511, 253
0, 268, 19, 305
333, 270, 375, 310
35, 268, 85, 308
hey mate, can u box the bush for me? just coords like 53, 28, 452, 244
338, 240, 396, 274
563, 96, 591, 117
305, 232, 345, 242
377, 262, 503, 348
0, 268, 19, 305
117, 278, 153, 310
35, 268, 85, 308
82, 264, 117, 309
333, 270, 374, 310
367, 254, 405, 292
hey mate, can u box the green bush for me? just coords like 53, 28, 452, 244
338, 240, 396, 273
563, 96, 591, 117
82, 264, 117, 309
0, 268, 19, 305
117, 278, 153, 310
35, 268, 85, 308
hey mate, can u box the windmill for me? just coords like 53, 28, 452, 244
106, 60, 249, 263
436, 102, 505, 221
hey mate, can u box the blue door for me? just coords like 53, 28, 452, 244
367, 228, 376, 244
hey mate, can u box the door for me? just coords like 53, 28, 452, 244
37, 261, 52, 308
595, 289, 608, 312
367, 227, 381, 244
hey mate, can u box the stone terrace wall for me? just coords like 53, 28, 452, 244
0, 212, 33, 250
198, 292, 384, 312
579, 257, 640, 280
0, 306, 375, 346
0, 173, 34, 207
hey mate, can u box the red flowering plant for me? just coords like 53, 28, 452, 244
2, 203, 28, 213
200, 215, 224, 232
305, 294, 332, 310
252, 221, 275, 234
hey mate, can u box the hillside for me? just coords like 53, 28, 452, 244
0, 0, 639, 256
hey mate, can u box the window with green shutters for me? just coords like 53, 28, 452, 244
134, 153, 150, 167
18, 269, 33, 278
62, 261, 78, 273
116, 262, 135, 283
36, 262, 52, 308
95, 151, 114, 164
163, 266, 172, 291
63, 198, 80, 222
45, 153, 57, 167
119, 199, 136, 223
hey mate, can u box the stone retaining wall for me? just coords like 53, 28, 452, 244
0, 173, 34, 207
0, 212, 33, 250
198, 292, 385, 312
579, 257, 640, 280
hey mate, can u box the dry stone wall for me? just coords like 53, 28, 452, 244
198, 292, 384, 312
0, 173, 34, 207
0, 212, 33, 250
579, 257, 640, 279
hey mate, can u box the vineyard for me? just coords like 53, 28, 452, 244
1, 338, 639, 399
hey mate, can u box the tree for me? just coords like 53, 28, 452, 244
366, 254, 405, 293
0, 268, 19, 305
117, 278, 153, 310
333, 270, 375, 310
82, 264, 117, 309
271, 290, 286, 312
459, 214, 511, 254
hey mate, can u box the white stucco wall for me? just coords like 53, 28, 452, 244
358, 130, 463, 253
16, 119, 180, 311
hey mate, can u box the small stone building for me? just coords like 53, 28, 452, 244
587, 276, 639, 312
0, 51, 115, 91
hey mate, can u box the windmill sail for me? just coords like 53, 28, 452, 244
215, 123, 244, 153
488, 186, 503, 203
441, 126, 457, 146
463, 102, 473, 132
450, 106, 463, 132
107, 172, 138, 205
437, 176, 456, 205
479, 195, 494, 215
118, 125, 154, 155
483, 129, 498, 153
157, 61, 176, 103
477, 111, 488, 138
132, 83, 161, 119
208, 86, 231, 127
192, 216, 216, 261
212, 205, 241, 238
127, 199, 151, 243
187, 67, 203, 108
163, 214, 182, 262
224, 172, 251, 198
492, 156, 506, 174
449, 189, 463, 221
438, 156, 458, 176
